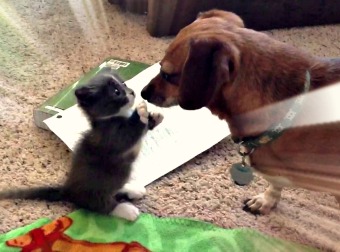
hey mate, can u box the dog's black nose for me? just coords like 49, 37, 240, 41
231, 136, 241, 143
141, 85, 154, 100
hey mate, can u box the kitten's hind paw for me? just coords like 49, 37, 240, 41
111, 202, 140, 221
137, 101, 149, 124
148, 112, 164, 130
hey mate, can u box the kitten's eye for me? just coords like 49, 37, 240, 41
114, 88, 120, 95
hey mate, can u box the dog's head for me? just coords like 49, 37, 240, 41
196, 9, 245, 28
141, 10, 242, 111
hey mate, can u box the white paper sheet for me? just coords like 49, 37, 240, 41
44, 63, 230, 186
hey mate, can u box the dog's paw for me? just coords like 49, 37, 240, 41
148, 112, 164, 129
137, 101, 149, 124
110, 202, 140, 221
243, 193, 279, 215
118, 182, 146, 200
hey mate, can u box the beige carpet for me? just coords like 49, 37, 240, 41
0, 0, 339, 251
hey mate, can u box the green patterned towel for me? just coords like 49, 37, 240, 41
0, 210, 317, 252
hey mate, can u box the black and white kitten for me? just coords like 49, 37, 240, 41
0, 67, 163, 221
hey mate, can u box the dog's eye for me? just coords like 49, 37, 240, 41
160, 70, 178, 85
160, 71, 171, 82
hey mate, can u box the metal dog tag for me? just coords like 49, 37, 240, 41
230, 162, 254, 186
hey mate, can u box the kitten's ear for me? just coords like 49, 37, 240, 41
75, 86, 98, 106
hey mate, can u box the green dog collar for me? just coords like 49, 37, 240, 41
231, 71, 311, 186
242, 71, 311, 149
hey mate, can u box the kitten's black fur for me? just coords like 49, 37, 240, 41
0, 67, 155, 214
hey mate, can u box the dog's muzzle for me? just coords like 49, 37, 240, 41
141, 84, 154, 101
141, 85, 166, 106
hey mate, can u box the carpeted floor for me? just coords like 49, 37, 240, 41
0, 1, 339, 251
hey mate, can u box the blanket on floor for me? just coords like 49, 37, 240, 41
0, 210, 318, 252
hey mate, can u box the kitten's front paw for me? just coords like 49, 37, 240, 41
118, 182, 146, 200
148, 112, 164, 129
137, 101, 149, 124
111, 202, 140, 221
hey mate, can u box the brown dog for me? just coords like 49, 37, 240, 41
141, 9, 340, 214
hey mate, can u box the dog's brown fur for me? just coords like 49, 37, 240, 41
141, 9, 340, 214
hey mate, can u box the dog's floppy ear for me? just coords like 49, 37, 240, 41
179, 38, 237, 110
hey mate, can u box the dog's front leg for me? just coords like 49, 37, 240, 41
243, 173, 291, 214
244, 183, 283, 214
335, 195, 340, 206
